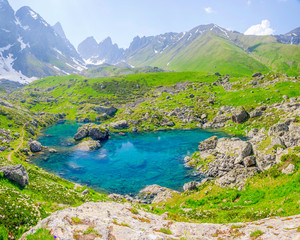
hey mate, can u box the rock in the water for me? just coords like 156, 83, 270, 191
138, 184, 178, 204
29, 141, 43, 153
282, 164, 295, 175
0, 164, 29, 188
74, 123, 109, 141
183, 181, 201, 192
110, 120, 129, 130
76, 140, 101, 151
198, 136, 218, 151
231, 106, 249, 124
74, 127, 89, 141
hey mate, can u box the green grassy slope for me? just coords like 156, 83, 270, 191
127, 31, 300, 76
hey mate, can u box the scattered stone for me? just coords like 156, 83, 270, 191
29, 141, 43, 153
0, 164, 29, 188
231, 106, 249, 124
282, 95, 289, 100
183, 181, 201, 192
252, 72, 262, 78
81, 189, 90, 195
138, 184, 178, 204
243, 156, 256, 167
282, 164, 295, 175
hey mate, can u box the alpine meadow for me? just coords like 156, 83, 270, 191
0, 0, 300, 239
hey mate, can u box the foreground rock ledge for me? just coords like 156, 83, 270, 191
21, 202, 300, 240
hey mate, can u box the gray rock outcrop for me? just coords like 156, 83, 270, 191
110, 120, 129, 130
0, 164, 29, 188
183, 181, 201, 192
29, 141, 43, 153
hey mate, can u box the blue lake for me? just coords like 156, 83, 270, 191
32, 122, 227, 194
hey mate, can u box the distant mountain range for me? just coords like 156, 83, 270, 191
0, 0, 299, 83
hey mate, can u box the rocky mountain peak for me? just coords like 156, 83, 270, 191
78, 36, 124, 65
52, 22, 67, 39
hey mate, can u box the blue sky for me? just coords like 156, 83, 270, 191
9, 0, 300, 48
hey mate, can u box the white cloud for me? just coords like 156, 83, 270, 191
204, 7, 214, 14
247, 0, 252, 6
244, 20, 275, 35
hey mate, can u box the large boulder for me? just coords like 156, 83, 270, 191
183, 181, 201, 192
0, 164, 29, 188
74, 124, 109, 141
110, 120, 129, 130
94, 106, 117, 116
89, 125, 109, 140
198, 136, 218, 151
231, 106, 249, 124
75, 140, 101, 151
29, 141, 43, 153
216, 138, 252, 160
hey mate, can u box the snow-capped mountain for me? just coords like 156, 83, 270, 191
78, 37, 124, 65
0, 0, 85, 83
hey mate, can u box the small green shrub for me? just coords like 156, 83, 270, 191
250, 229, 264, 239
0, 225, 8, 240
83, 227, 101, 237
72, 217, 82, 224
159, 228, 172, 235
26, 228, 53, 240
272, 144, 286, 150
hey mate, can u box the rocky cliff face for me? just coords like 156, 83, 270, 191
21, 201, 300, 240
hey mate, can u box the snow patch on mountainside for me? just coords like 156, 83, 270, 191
0, 53, 37, 83
17, 37, 29, 51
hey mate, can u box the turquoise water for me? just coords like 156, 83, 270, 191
32, 122, 227, 194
